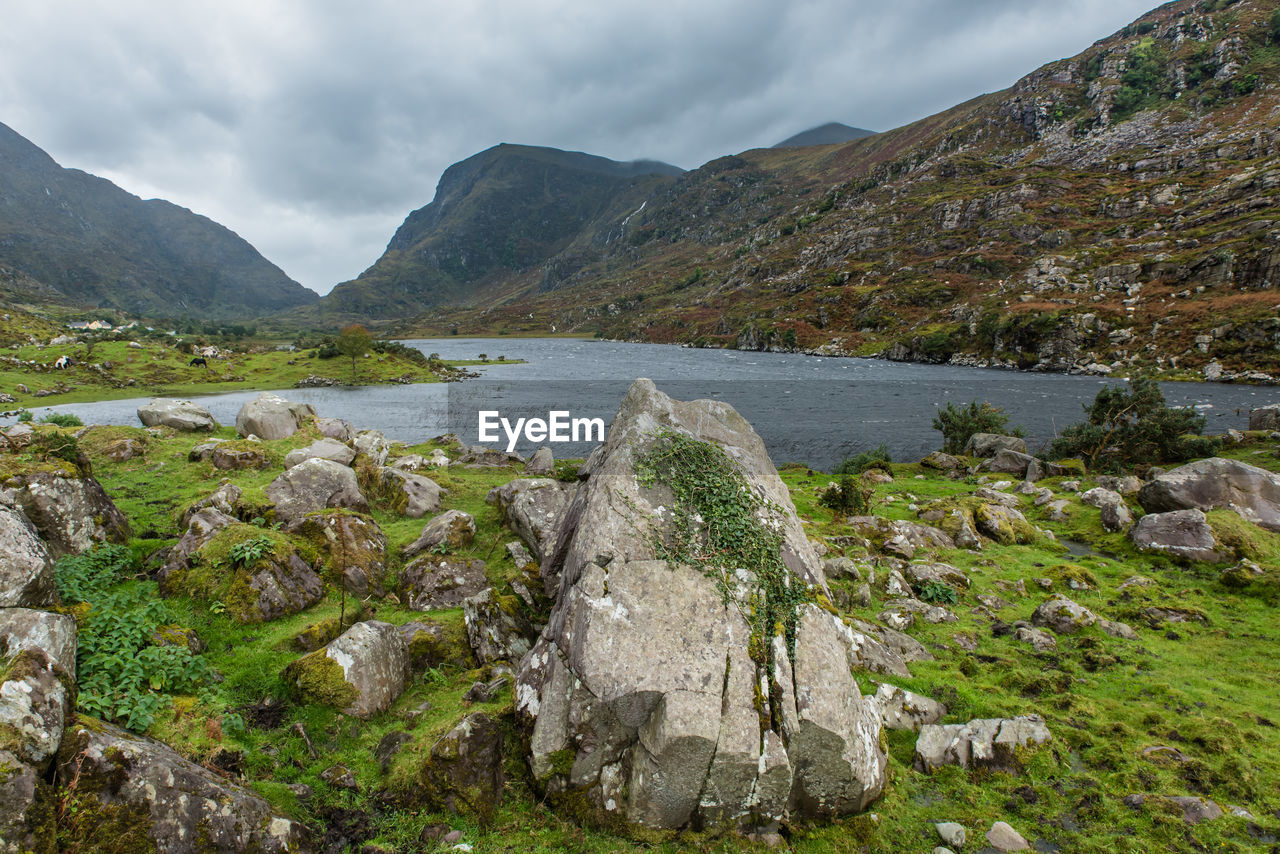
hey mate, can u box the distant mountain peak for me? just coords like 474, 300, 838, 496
772, 122, 877, 148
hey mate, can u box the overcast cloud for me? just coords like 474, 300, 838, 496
0, 1, 1155, 295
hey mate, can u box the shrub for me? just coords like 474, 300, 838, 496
835, 444, 892, 474
932, 400, 1023, 454
819, 474, 875, 516
39, 412, 83, 427
16, 409, 33, 423
1048, 375, 1220, 472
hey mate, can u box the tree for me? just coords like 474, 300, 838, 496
336, 324, 372, 382
932, 400, 1022, 454
1048, 375, 1220, 472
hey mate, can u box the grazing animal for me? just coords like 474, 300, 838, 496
53, 355, 72, 369
189, 356, 208, 368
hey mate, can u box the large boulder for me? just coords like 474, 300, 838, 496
55, 718, 308, 852
1138, 457, 1280, 532
235, 391, 315, 440
0, 502, 56, 607
1249, 404, 1280, 431
1081, 487, 1134, 532
373, 467, 443, 517
485, 478, 574, 580
316, 416, 355, 441
352, 429, 392, 466
136, 397, 216, 431
1130, 509, 1225, 562
965, 433, 1027, 457
294, 510, 389, 596
419, 712, 505, 823
1031, 594, 1097, 635
8, 472, 130, 558
284, 620, 407, 718
516, 379, 885, 834
0, 608, 77, 766
870, 683, 947, 732
526, 446, 555, 476
464, 587, 535, 665
266, 457, 370, 528
404, 509, 476, 558
914, 715, 1051, 773
284, 437, 356, 469
400, 557, 489, 611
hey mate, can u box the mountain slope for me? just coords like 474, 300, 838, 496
773, 122, 877, 148
0, 122, 318, 320
379, 0, 1280, 380
319, 144, 683, 320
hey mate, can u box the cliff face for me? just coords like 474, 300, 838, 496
0, 122, 318, 320
381, 0, 1280, 379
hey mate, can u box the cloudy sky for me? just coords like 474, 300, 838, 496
0, 0, 1155, 295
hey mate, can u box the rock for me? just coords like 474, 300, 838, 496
880, 597, 957, 626
211, 443, 268, 470
294, 510, 389, 596
103, 437, 145, 461
459, 445, 524, 467
0, 748, 46, 852
464, 675, 509, 704
965, 433, 1027, 457
914, 715, 1051, 773
516, 380, 885, 832
985, 449, 1036, 477
935, 821, 966, 848
1033, 487, 1054, 506
404, 509, 476, 558
1248, 403, 1280, 431
1031, 594, 1097, 635
55, 718, 307, 852
1123, 793, 1224, 825
1138, 457, 1280, 532
921, 451, 965, 472
1131, 509, 1225, 562
267, 457, 370, 528
847, 515, 955, 560
1014, 480, 1037, 495
352, 430, 392, 466
159, 508, 235, 579
235, 391, 315, 440
486, 478, 574, 580
1081, 487, 1134, 532
401, 557, 489, 610
8, 471, 130, 557
375, 467, 444, 517
0, 608, 77, 765
316, 416, 355, 441
1014, 625, 1057, 652
136, 397, 216, 431
374, 730, 413, 773
851, 618, 934, 664
975, 487, 1020, 508
1060, 480, 1081, 492
179, 480, 242, 529
420, 712, 505, 823
0, 503, 56, 607
985, 820, 1030, 851
464, 587, 535, 665
871, 683, 947, 731
1046, 499, 1071, 522
188, 438, 226, 462
823, 556, 862, 582
1098, 618, 1138, 640
506, 541, 535, 572
284, 437, 356, 469
320, 763, 358, 789
526, 446, 555, 476
975, 503, 1036, 545
285, 620, 408, 718
1096, 475, 1143, 495
391, 454, 425, 471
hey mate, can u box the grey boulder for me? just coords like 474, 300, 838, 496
1138, 457, 1280, 532
136, 397, 216, 431
1131, 509, 1225, 563
8, 472, 130, 557
403, 509, 475, 558
235, 391, 315, 440
965, 433, 1027, 457
464, 587, 535, 665
486, 478, 575, 582
871, 683, 947, 731
376, 467, 443, 517
284, 437, 356, 469
285, 620, 407, 718
915, 715, 1051, 773
267, 457, 369, 528
0, 608, 77, 766
526, 445, 555, 476
0, 502, 56, 607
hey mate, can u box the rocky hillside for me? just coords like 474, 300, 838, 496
319, 144, 684, 321
0, 122, 319, 321
373, 0, 1280, 381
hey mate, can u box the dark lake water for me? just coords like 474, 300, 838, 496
18, 338, 1277, 471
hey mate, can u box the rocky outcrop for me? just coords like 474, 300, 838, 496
401, 557, 489, 610
486, 478, 574, 579
0, 502, 56, 607
266, 458, 370, 528
285, 620, 408, 718
235, 391, 316, 440
914, 715, 1051, 773
516, 379, 885, 834
284, 437, 356, 469
526, 446, 555, 476
136, 397, 216, 431
1131, 509, 1225, 562
403, 509, 476, 558
1137, 457, 1280, 532
55, 718, 308, 852
7, 471, 130, 558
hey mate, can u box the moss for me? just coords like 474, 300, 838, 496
290, 607, 366, 652
546, 748, 576, 778
282, 649, 358, 711
53, 788, 159, 854
1051, 562, 1098, 590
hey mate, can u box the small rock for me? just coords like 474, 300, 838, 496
985, 820, 1029, 851
321, 763, 358, 789
935, 821, 965, 847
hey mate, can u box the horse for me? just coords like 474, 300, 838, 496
189, 356, 208, 368
53, 355, 72, 369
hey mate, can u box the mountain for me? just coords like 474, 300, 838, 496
0, 122, 318, 320
773, 122, 877, 148
319, 144, 684, 320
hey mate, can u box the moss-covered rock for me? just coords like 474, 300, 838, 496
294, 509, 389, 596
419, 712, 505, 825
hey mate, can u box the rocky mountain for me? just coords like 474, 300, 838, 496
0, 121, 318, 320
320, 144, 684, 320
345, 0, 1280, 381
773, 121, 877, 148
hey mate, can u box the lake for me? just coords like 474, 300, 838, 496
21, 338, 1277, 470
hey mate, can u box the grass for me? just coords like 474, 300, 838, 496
23, 415, 1280, 852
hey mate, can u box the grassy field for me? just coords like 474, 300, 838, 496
8, 413, 1280, 852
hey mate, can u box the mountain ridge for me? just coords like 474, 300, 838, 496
773, 122, 877, 148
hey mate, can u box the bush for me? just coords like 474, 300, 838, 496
932, 400, 1023, 454
835, 444, 892, 474
16, 409, 33, 423
819, 474, 875, 516
1048, 375, 1220, 472
39, 412, 83, 427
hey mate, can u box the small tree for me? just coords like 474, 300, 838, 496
336, 324, 372, 381
932, 400, 1022, 454
1049, 374, 1220, 472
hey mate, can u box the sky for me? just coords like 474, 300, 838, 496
0, 0, 1158, 296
